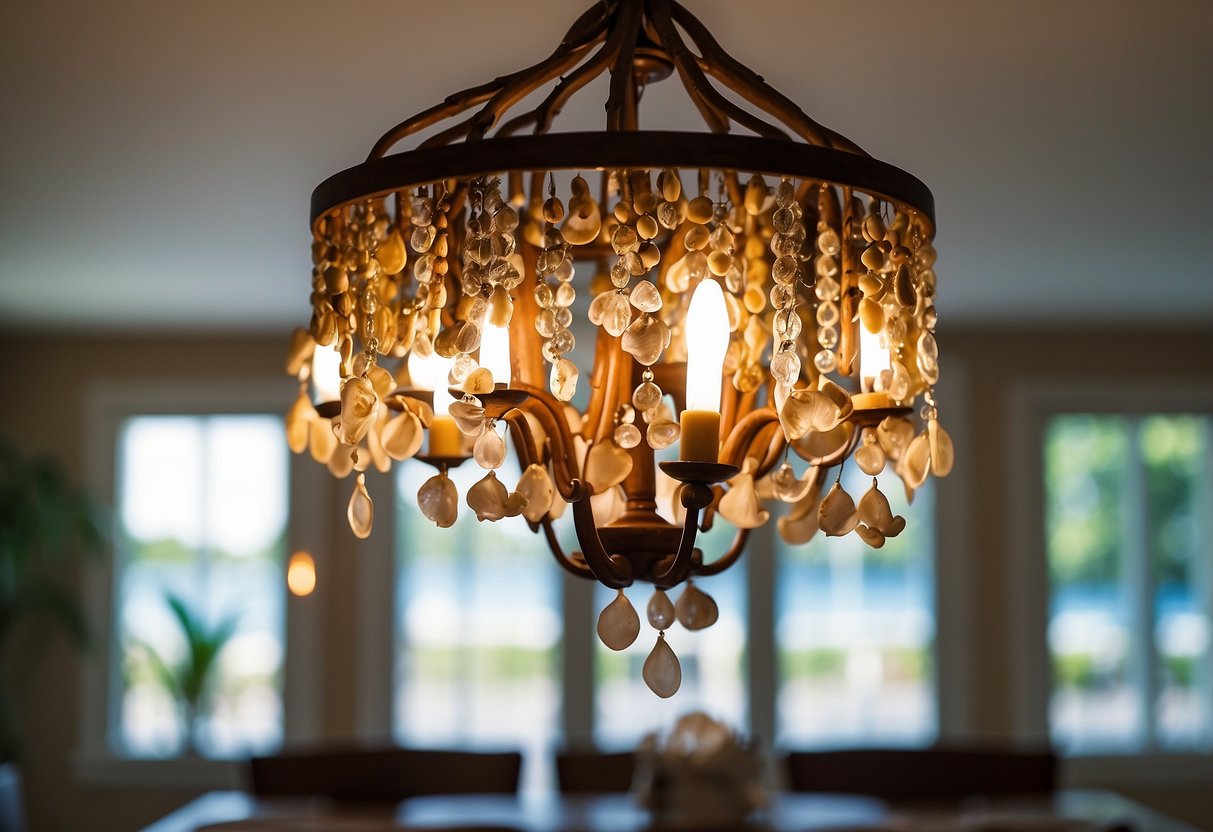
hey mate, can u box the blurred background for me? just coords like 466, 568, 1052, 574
0, 1, 1209, 830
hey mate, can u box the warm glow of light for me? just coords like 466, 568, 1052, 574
408, 350, 456, 416
310, 345, 343, 404
480, 322, 512, 387
684, 279, 729, 413
859, 324, 891, 392
287, 551, 317, 597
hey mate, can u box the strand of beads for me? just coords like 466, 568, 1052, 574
811, 188, 842, 376
770, 178, 806, 391
536, 186, 578, 401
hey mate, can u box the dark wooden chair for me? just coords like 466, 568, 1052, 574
248, 745, 522, 804
783, 745, 1057, 803
555, 749, 637, 794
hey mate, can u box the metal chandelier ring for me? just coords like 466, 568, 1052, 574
309, 130, 936, 232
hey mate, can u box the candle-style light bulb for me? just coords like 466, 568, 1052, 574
858, 324, 891, 393
310, 344, 344, 404
479, 321, 512, 387
680, 279, 730, 462
409, 350, 462, 456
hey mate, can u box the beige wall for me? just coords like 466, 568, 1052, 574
0, 328, 1210, 831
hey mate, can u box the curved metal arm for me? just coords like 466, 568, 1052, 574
694, 525, 751, 578
512, 383, 591, 503
570, 494, 633, 589
650, 481, 714, 589
540, 516, 596, 581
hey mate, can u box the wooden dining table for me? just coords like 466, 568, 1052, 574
142, 789, 1202, 832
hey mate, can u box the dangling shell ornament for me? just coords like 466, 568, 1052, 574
675, 580, 719, 631
466, 470, 527, 522
718, 459, 771, 530
643, 632, 682, 698
818, 481, 859, 537
855, 478, 906, 549
334, 376, 379, 446
417, 470, 458, 528
597, 589, 640, 651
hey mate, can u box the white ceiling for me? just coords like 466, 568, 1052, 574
1, 0, 1210, 330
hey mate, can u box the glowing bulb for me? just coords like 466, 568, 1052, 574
287, 551, 317, 597
408, 350, 455, 416
480, 322, 512, 386
859, 324, 891, 392
310, 344, 343, 404
684, 279, 729, 412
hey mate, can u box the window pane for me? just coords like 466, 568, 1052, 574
117, 415, 287, 758
1045, 415, 1140, 751
775, 468, 936, 747
593, 515, 748, 749
395, 455, 561, 792
1141, 415, 1212, 749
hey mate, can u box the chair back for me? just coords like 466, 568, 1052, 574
783, 745, 1057, 803
555, 749, 636, 794
249, 746, 522, 803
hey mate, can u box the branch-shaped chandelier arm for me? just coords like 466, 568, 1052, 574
720, 408, 780, 468
645, 0, 729, 134
539, 516, 596, 580
509, 386, 591, 503
606, 0, 644, 131
496, 25, 627, 137
650, 480, 715, 589
570, 489, 634, 589
368, 4, 610, 159
692, 526, 751, 578
669, 1, 866, 155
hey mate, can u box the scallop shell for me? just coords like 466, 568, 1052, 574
517, 463, 555, 523
417, 471, 458, 528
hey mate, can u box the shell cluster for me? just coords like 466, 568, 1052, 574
287, 167, 951, 696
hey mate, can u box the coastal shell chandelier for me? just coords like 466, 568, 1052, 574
286, 0, 952, 697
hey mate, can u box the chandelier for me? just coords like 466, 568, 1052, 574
286, 0, 952, 697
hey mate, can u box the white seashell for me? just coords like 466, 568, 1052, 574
417, 471, 458, 528
286, 389, 315, 454
855, 524, 886, 548
466, 470, 527, 522
647, 419, 680, 450
621, 314, 670, 366
585, 441, 633, 495
647, 590, 675, 630
642, 633, 682, 698
769, 462, 817, 503
473, 426, 507, 469
588, 290, 612, 326
334, 376, 379, 446
597, 589, 640, 651
929, 418, 955, 477
517, 463, 555, 523
461, 367, 495, 395
717, 461, 771, 529
675, 581, 719, 631
778, 379, 853, 442
877, 416, 916, 460
629, 280, 662, 313
381, 412, 423, 461
309, 417, 337, 464
550, 357, 578, 402
347, 473, 373, 538
903, 431, 931, 489
858, 477, 905, 537
449, 399, 487, 436
818, 482, 859, 536
855, 441, 886, 475
777, 479, 823, 545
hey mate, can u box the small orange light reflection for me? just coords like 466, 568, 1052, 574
287, 551, 317, 597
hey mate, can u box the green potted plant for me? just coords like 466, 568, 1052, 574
136, 595, 240, 755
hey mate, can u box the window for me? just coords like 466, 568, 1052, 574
775, 468, 937, 747
115, 415, 288, 758
394, 457, 562, 791
1045, 413, 1213, 753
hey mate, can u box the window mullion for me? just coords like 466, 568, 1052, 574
1196, 419, 1213, 747
1124, 417, 1156, 750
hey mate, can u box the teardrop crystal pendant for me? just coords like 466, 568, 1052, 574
642, 633, 682, 698
596, 589, 640, 651
347, 473, 373, 538
647, 589, 675, 630
675, 580, 719, 631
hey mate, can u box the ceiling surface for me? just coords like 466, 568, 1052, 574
1, 0, 1210, 330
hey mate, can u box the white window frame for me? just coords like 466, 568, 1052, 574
1008, 380, 1213, 786
77, 377, 330, 789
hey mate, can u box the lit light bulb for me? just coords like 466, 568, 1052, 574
408, 350, 455, 416
479, 322, 512, 386
310, 344, 343, 404
680, 279, 729, 462
858, 324, 891, 393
